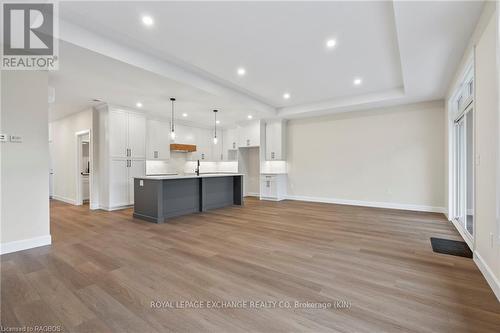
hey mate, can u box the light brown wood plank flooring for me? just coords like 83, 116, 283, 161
1, 198, 500, 332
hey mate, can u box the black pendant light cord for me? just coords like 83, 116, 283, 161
170, 98, 176, 133
214, 110, 217, 138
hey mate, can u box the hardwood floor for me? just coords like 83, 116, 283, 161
2, 198, 500, 332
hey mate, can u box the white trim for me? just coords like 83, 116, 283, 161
75, 129, 92, 207
284, 195, 445, 213
0, 235, 52, 255
450, 217, 474, 250
244, 192, 261, 198
474, 252, 500, 302
51, 195, 76, 205
100, 204, 133, 211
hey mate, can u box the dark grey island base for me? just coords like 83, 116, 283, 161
133, 174, 244, 223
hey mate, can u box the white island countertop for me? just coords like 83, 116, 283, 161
136, 173, 244, 180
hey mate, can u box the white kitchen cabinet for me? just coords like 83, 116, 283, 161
109, 109, 146, 159
260, 174, 287, 201
109, 158, 145, 207
188, 127, 212, 161
109, 110, 128, 158
238, 120, 260, 148
225, 128, 238, 150
222, 128, 238, 161
109, 159, 130, 207
96, 105, 147, 210
128, 113, 146, 159
147, 119, 170, 160
265, 120, 287, 161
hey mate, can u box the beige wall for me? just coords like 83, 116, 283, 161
286, 100, 445, 211
474, 10, 500, 299
1, 71, 51, 253
49, 109, 92, 203
445, 2, 500, 300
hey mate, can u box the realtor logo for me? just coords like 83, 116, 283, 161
1, 2, 58, 70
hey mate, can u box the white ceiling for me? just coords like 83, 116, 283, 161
50, 41, 263, 127
52, 1, 484, 125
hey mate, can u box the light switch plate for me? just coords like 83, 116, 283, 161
9, 135, 22, 143
139, 180, 144, 187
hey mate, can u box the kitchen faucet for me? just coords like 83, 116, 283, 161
195, 160, 200, 176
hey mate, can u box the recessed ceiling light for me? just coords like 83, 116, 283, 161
353, 78, 362, 86
326, 39, 337, 49
237, 67, 246, 76
182, 113, 188, 117
216, 120, 220, 124
136, 102, 142, 108
247, 115, 253, 119
142, 16, 154, 26
283, 93, 291, 100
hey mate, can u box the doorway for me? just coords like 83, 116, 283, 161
453, 107, 474, 245
75, 130, 92, 207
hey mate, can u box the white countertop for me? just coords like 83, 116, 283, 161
136, 173, 243, 180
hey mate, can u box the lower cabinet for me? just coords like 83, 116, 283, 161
109, 158, 145, 208
260, 174, 287, 201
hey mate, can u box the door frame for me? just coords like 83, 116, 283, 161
451, 104, 475, 248
75, 129, 93, 207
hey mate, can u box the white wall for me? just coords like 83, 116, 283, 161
49, 109, 92, 204
286, 101, 445, 211
445, 2, 500, 301
1, 71, 51, 254
474, 9, 500, 300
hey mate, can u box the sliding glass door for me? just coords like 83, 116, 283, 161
453, 107, 474, 241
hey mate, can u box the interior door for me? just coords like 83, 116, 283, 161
129, 159, 145, 204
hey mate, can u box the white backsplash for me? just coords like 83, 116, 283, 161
147, 153, 238, 175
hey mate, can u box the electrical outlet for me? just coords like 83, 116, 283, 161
490, 232, 494, 248
476, 154, 481, 166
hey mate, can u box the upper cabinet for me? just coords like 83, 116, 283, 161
223, 128, 238, 161
147, 119, 170, 160
194, 127, 212, 161
265, 120, 287, 161
238, 120, 260, 148
109, 109, 146, 159
224, 128, 238, 150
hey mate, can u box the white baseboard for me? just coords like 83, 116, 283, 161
51, 195, 76, 205
284, 195, 445, 214
101, 204, 133, 211
0, 235, 52, 255
450, 218, 474, 250
244, 192, 260, 197
474, 252, 500, 302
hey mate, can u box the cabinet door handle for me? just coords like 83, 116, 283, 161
154, 151, 158, 159
201, 153, 205, 160
266, 181, 270, 188
271, 152, 275, 159
247, 139, 250, 146
233, 142, 235, 149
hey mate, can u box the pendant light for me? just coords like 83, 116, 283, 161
213, 109, 218, 145
170, 97, 176, 140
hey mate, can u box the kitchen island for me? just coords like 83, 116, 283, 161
133, 174, 244, 223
